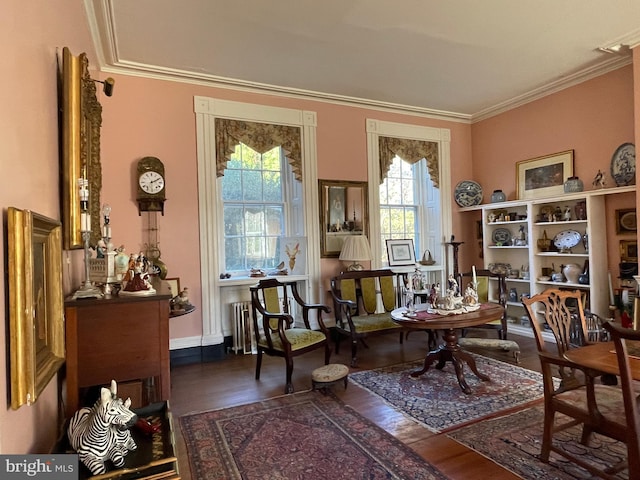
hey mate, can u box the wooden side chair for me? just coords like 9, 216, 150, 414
602, 321, 640, 480
522, 289, 628, 478
250, 278, 331, 394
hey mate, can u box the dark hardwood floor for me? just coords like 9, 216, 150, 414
169, 329, 543, 479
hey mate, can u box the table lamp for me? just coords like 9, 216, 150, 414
339, 235, 372, 271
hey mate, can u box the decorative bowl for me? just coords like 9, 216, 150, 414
454, 180, 483, 207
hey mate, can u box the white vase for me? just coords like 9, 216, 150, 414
562, 263, 582, 284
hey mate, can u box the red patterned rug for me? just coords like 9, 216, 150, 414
447, 404, 628, 479
179, 390, 449, 480
349, 353, 546, 432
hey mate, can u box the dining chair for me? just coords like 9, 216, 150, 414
458, 269, 508, 339
522, 289, 627, 479
250, 278, 331, 394
601, 321, 640, 479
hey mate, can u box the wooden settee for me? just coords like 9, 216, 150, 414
330, 269, 405, 367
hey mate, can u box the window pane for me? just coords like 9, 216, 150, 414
263, 170, 282, 201
243, 171, 263, 201
225, 237, 244, 270
265, 206, 283, 235
222, 169, 242, 201
224, 205, 244, 236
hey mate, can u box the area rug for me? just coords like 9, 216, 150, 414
448, 404, 628, 479
349, 353, 546, 432
179, 390, 449, 480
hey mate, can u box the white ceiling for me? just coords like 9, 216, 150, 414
86, 0, 640, 121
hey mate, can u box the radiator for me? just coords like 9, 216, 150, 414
231, 301, 255, 355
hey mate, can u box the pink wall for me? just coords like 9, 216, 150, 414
468, 66, 636, 280
98, 75, 472, 340
1, 0, 97, 454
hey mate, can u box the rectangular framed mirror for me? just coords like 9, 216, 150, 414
61, 47, 103, 249
319, 180, 368, 257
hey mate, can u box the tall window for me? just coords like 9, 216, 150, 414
222, 143, 299, 272
379, 156, 440, 264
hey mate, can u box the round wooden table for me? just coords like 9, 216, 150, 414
391, 303, 505, 394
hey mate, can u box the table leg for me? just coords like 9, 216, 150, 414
410, 328, 491, 394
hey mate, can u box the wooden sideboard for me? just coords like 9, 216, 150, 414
64, 292, 171, 418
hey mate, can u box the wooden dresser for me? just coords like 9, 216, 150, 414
64, 292, 171, 419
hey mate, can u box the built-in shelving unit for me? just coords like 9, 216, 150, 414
460, 186, 635, 341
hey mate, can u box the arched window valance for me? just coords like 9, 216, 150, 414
379, 136, 440, 188
215, 118, 303, 181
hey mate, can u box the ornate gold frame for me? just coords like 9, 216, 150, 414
319, 180, 369, 257
8, 207, 65, 409
61, 47, 102, 249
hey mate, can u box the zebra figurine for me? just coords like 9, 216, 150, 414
68, 380, 138, 475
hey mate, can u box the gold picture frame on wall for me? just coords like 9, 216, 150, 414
516, 150, 574, 200
8, 207, 65, 409
319, 180, 369, 257
620, 239, 638, 262
61, 47, 103, 249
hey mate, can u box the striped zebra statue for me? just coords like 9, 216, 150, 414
68, 380, 138, 475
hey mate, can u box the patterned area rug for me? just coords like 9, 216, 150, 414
448, 404, 628, 479
349, 353, 546, 432
179, 390, 449, 480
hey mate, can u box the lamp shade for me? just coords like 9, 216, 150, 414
339, 235, 372, 270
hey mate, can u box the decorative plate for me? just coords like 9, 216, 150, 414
620, 210, 637, 231
454, 180, 483, 207
553, 229, 582, 251
492, 227, 512, 245
610, 143, 636, 187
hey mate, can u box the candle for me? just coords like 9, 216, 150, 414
472, 265, 477, 286
608, 272, 615, 305
81, 213, 91, 232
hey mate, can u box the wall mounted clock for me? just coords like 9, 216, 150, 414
136, 156, 166, 215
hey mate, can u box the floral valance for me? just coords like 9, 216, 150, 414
215, 118, 302, 181
379, 136, 439, 188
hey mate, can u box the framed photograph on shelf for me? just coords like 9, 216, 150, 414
8, 207, 65, 409
620, 240, 638, 262
165, 277, 181, 297
385, 239, 416, 266
616, 208, 637, 234
516, 150, 574, 200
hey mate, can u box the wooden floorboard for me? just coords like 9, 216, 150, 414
169, 329, 542, 479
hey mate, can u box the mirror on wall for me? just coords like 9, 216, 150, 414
61, 47, 102, 249
319, 180, 369, 257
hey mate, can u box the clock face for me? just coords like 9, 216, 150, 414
139, 171, 165, 194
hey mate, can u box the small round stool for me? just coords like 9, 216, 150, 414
311, 363, 349, 392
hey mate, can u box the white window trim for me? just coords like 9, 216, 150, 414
366, 119, 452, 273
195, 97, 319, 346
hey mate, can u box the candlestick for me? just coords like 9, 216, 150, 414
472, 265, 477, 286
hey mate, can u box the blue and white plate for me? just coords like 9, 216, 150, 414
610, 143, 636, 186
454, 180, 483, 207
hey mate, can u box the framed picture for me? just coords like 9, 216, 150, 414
616, 208, 637, 234
516, 150, 574, 200
620, 240, 638, 262
8, 207, 65, 409
280, 236, 307, 275
165, 277, 181, 297
385, 239, 416, 266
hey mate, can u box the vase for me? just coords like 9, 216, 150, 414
564, 176, 584, 193
562, 263, 582, 284
491, 189, 506, 203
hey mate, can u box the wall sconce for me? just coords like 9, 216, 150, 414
92, 77, 115, 97
339, 235, 372, 271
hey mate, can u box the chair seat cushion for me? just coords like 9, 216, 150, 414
258, 328, 326, 351
342, 313, 401, 334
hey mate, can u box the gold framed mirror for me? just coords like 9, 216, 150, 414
61, 47, 102, 249
319, 180, 369, 257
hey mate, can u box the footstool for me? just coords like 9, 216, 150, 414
311, 363, 349, 392
458, 337, 521, 364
